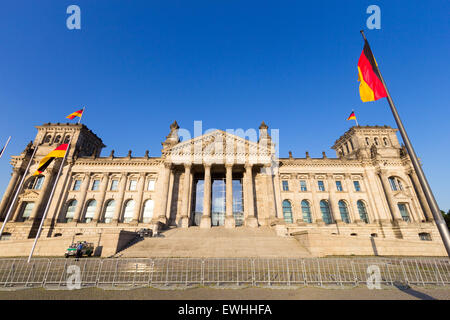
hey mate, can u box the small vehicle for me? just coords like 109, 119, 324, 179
65, 241, 94, 258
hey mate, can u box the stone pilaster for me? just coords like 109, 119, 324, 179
131, 173, 146, 225
224, 163, 235, 228
378, 170, 402, 221
153, 162, 171, 225
327, 174, 339, 224
200, 163, 212, 228
113, 173, 128, 223
27, 169, 56, 223
178, 163, 192, 228
244, 163, 258, 228
408, 170, 432, 221
73, 172, 91, 223
93, 173, 109, 223
0, 168, 22, 219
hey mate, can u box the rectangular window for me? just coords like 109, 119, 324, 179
282, 180, 289, 191
354, 181, 361, 192
92, 180, 100, 191
129, 180, 137, 191
73, 180, 82, 191
318, 180, 325, 191
110, 179, 119, 191
398, 203, 411, 222
147, 180, 155, 191
300, 180, 307, 192
336, 181, 343, 192
21, 202, 34, 219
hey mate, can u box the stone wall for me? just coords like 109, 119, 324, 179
292, 230, 447, 257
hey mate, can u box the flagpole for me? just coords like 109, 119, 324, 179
27, 142, 71, 263
78, 107, 85, 124
0, 136, 11, 159
0, 144, 37, 238
360, 30, 450, 257
353, 110, 359, 126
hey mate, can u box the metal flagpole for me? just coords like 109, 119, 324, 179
0, 136, 11, 159
27, 142, 71, 263
360, 30, 450, 257
78, 106, 85, 124
353, 110, 359, 126
0, 144, 38, 238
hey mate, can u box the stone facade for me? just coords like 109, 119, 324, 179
0, 121, 445, 255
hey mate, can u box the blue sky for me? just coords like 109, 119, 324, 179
0, 1, 449, 210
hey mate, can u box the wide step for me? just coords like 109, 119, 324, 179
116, 227, 312, 258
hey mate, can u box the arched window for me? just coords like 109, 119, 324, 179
388, 176, 404, 191
301, 200, 312, 223
64, 199, 77, 222
20, 202, 35, 221
34, 176, 45, 190
26, 176, 45, 190
103, 200, 115, 223
44, 134, 52, 143
320, 200, 332, 224
383, 137, 389, 146
338, 200, 350, 223
282, 200, 293, 224
83, 200, 97, 223
64, 135, 71, 144
357, 200, 369, 223
374, 137, 379, 146
54, 135, 61, 144
122, 199, 135, 223
142, 199, 154, 223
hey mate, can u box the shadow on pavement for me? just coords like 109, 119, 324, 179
393, 282, 437, 300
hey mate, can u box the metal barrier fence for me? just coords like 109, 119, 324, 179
0, 257, 449, 290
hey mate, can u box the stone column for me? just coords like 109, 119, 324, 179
408, 170, 433, 221
178, 163, 192, 228
73, 173, 91, 223
154, 162, 171, 225
224, 163, 235, 228
378, 170, 402, 221
131, 173, 146, 225
200, 163, 212, 228
28, 169, 56, 222
113, 173, 128, 223
93, 173, 109, 223
244, 163, 258, 227
0, 168, 22, 219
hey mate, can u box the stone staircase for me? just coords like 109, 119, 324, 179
114, 226, 313, 258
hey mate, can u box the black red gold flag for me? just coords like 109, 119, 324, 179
32, 144, 68, 176
357, 40, 387, 102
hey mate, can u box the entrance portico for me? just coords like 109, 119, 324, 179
157, 124, 276, 229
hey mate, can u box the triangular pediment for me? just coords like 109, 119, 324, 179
163, 130, 274, 165
19, 189, 40, 200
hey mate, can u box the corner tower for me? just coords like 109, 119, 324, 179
331, 125, 402, 160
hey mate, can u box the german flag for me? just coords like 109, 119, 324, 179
347, 111, 356, 121
32, 144, 68, 176
357, 40, 387, 102
66, 109, 84, 120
